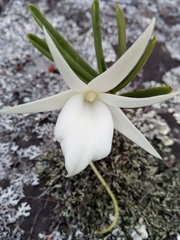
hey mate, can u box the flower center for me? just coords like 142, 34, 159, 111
85, 91, 97, 102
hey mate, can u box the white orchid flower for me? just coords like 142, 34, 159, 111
1, 18, 180, 177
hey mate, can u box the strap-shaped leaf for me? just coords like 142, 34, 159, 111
28, 32, 91, 83
28, 33, 53, 61
116, 4, 126, 58
111, 35, 157, 93
91, 0, 106, 74
28, 4, 98, 82
120, 86, 173, 98
49, 31, 94, 83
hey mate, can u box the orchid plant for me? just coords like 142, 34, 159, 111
1, 0, 179, 234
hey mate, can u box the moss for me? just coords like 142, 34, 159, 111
36, 131, 180, 239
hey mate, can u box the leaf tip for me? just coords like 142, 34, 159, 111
28, 4, 34, 10
115, 3, 121, 12
168, 86, 173, 92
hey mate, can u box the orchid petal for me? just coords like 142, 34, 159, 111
88, 18, 155, 92
109, 106, 161, 159
98, 90, 180, 108
54, 93, 114, 177
0, 90, 74, 114
44, 27, 88, 92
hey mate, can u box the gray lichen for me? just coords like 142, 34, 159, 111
36, 125, 180, 239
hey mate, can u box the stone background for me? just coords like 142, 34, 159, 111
0, 0, 180, 239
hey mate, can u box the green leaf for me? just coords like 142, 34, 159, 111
116, 4, 126, 58
91, 0, 106, 74
111, 35, 157, 93
28, 4, 98, 82
28, 33, 53, 61
120, 86, 173, 98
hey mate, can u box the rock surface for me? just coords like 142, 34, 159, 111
0, 0, 180, 239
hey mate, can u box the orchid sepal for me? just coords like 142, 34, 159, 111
98, 90, 180, 109
111, 35, 157, 93
88, 18, 155, 92
109, 106, 161, 159
43, 27, 89, 92
0, 90, 75, 114
28, 4, 98, 82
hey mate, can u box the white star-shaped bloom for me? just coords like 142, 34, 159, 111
1, 18, 180, 176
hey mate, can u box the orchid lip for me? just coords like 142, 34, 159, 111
84, 91, 97, 102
